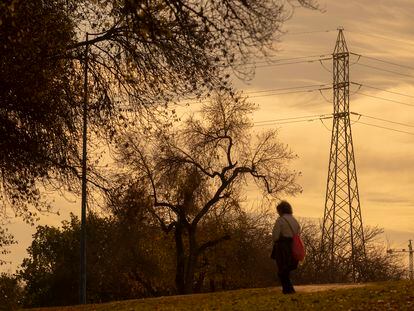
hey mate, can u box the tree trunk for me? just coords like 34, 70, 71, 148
174, 221, 200, 295
183, 226, 198, 294
174, 222, 186, 294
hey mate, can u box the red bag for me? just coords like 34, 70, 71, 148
283, 217, 306, 262
292, 234, 305, 262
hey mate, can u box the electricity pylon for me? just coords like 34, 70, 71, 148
387, 240, 413, 280
321, 28, 366, 282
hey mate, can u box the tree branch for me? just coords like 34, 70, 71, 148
192, 165, 252, 226
250, 171, 272, 193
197, 234, 231, 255
66, 25, 124, 51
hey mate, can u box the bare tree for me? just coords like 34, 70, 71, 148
112, 92, 300, 293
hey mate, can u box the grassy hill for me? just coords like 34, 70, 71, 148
31, 281, 414, 311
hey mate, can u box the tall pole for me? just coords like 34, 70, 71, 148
80, 32, 89, 304
409, 240, 413, 281
321, 28, 366, 282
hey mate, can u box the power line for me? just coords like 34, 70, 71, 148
246, 84, 331, 95
255, 113, 333, 124
351, 82, 414, 99
253, 57, 332, 69
353, 92, 414, 107
347, 30, 413, 46
117, 84, 331, 111
253, 115, 333, 127
319, 58, 332, 73
354, 63, 414, 79
350, 52, 414, 71
225, 54, 332, 68
248, 87, 330, 99
283, 29, 335, 35
179, 85, 331, 106
249, 54, 331, 65
350, 112, 414, 128
355, 121, 414, 136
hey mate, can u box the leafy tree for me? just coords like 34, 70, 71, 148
0, 0, 318, 219
0, 0, 85, 220
196, 209, 276, 291
0, 226, 16, 266
112, 92, 301, 294
19, 208, 175, 307
17, 204, 404, 307
19, 221, 79, 307
0, 273, 23, 311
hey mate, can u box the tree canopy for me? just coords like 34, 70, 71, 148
111, 92, 300, 293
0, 0, 84, 220
0, 0, 318, 219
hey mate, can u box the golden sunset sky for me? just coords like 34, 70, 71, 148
2, 0, 414, 272
246, 0, 414, 233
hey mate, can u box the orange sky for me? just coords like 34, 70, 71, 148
246, 0, 414, 233
2, 0, 414, 273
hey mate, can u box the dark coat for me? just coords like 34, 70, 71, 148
272, 236, 298, 273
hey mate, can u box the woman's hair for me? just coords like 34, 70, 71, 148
276, 200, 293, 215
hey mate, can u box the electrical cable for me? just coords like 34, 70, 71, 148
349, 54, 361, 66
224, 54, 332, 68
319, 118, 332, 132
347, 30, 414, 47
283, 30, 334, 35
354, 92, 414, 107
350, 83, 362, 95
350, 112, 414, 128
246, 84, 331, 95
319, 88, 332, 103
120, 84, 333, 110
350, 82, 414, 99
254, 113, 333, 124
350, 114, 362, 125
319, 58, 332, 73
253, 57, 332, 69
248, 54, 331, 65
253, 115, 333, 127
350, 52, 414, 71
248, 87, 330, 99
355, 121, 414, 136
354, 63, 414, 79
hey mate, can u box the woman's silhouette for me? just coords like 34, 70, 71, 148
272, 200, 300, 294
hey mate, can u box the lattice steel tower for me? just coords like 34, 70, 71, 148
321, 28, 366, 282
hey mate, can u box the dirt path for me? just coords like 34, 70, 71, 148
295, 283, 367, 293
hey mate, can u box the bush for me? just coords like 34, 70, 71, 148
0, 273, 23, 311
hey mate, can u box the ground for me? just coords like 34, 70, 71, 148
30, 281, 414, 310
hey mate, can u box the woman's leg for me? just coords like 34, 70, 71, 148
278, 271, 295, 294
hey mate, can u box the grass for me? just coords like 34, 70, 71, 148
30, 281, 414, 311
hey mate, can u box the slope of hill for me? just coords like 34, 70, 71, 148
31, 281, 414, 311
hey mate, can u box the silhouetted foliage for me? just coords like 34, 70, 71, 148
18, 209, 405, 308
19, 220, 79, 307
196, 209, 276, 291
0, 0, 318, 220
18, 207, 276, 306
111, 92, 300, 294
18, 210, 174, 307
0, 273, 22, 311
0, 0, 85, 221
292, 220, 405, 284
0, 227, 16, 266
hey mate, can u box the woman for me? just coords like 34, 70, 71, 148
272, 200, 300, 294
